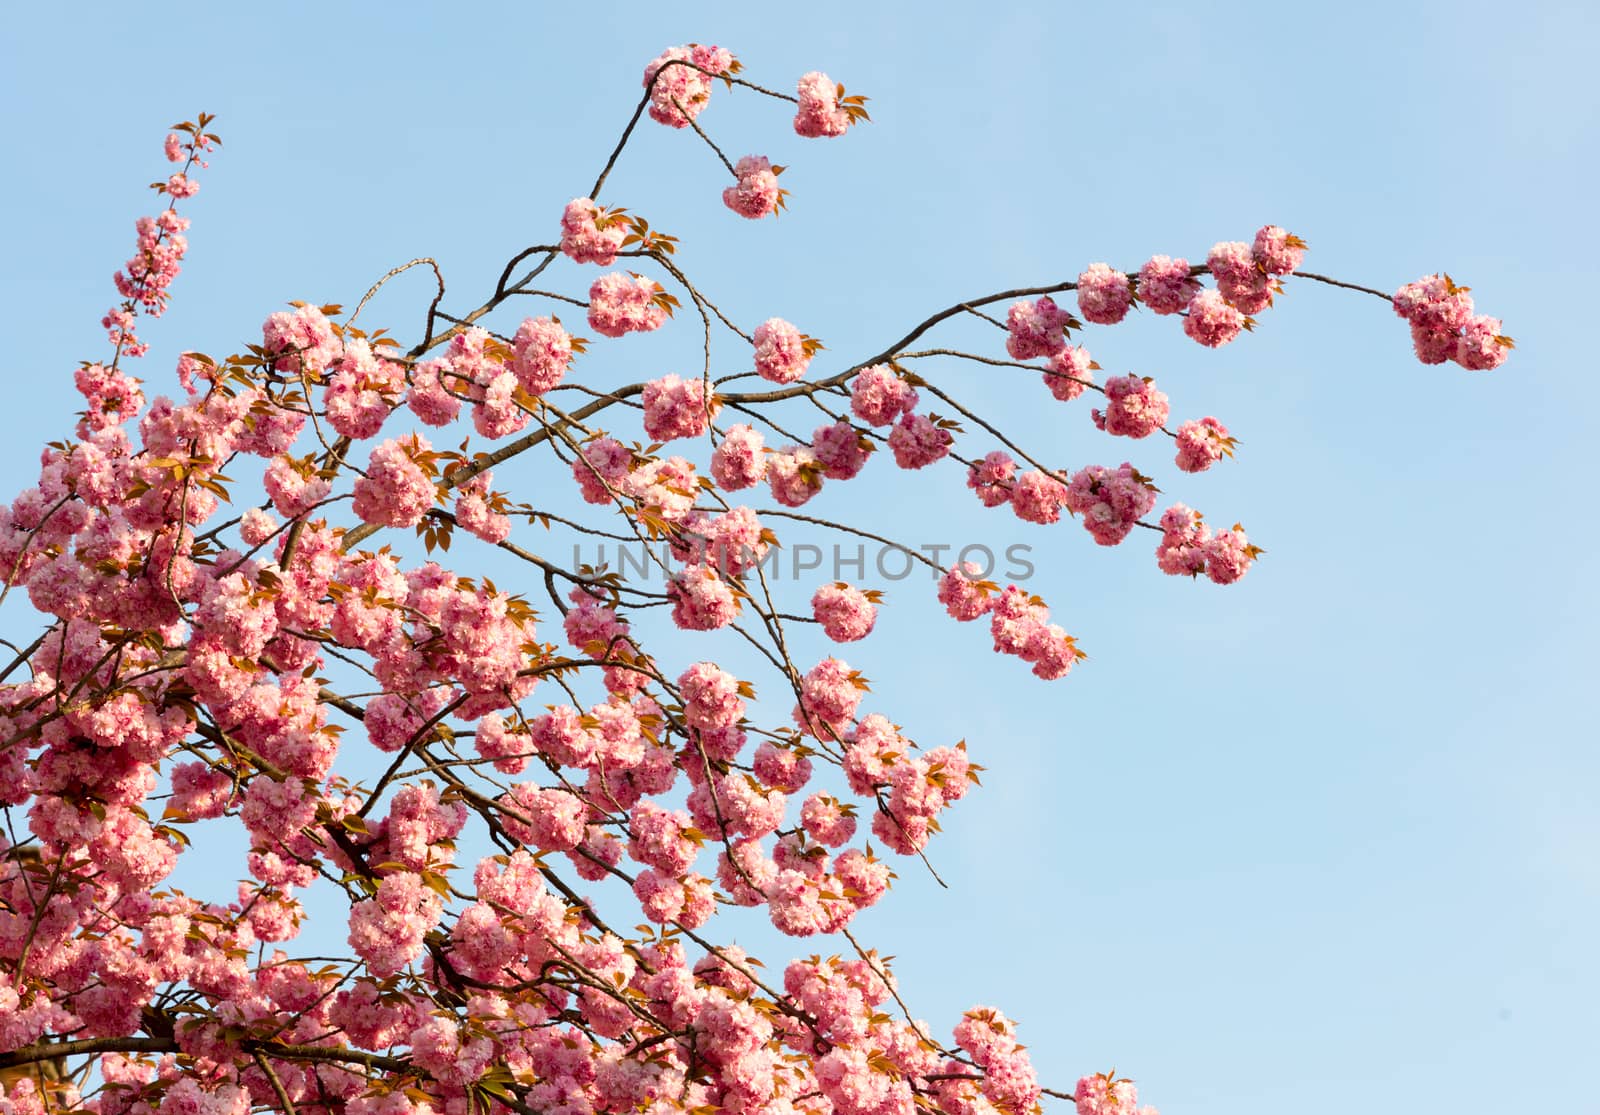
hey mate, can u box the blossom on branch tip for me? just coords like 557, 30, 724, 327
723, 155, 785, 219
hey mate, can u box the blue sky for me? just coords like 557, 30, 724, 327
2, 3, 1597, 1113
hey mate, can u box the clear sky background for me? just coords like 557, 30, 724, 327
2, 3, 1598, 1113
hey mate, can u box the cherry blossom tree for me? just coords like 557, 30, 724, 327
0, 45, 1510, 1115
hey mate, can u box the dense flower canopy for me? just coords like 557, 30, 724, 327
0, 46, 1509, 1115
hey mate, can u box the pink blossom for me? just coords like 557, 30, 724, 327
623, 455, 699, 522
800, 794, 858, 847
168, 762, 234, 820
629, 801, 699, 874
238, 506, 278, 546
938, 563, 994, 621
642, 374, 717, 442
74, 363, 145, 434
262, 304, 340, 375
559, 198, 626, 265
679, 662, 746, 730
263, 455, 330, 519
572, 436, 631, 504
347, 872, 441, 978
812, 583, 878, 642
711, 424, 767, 490
1203, 523, 1257, 585
352, 435, 435, 528
500, 785, 586, 851
888, 412, 953, 469
1155, 503, 1211, 577
1207, 240, 1273, 313
588, 272, 668, 338
797, 657, 864, 736
767, 447, 824, 507
1174, 417, 1232, 473
644, 44, 733, 129
1074, 1072, 1142, 1115
1456, 314, 1510, 371
324, 339, 405, 439
1138, 255, 1200, 315
1093, 374, 1169, 439
1045, 344, 1095, 402
1411, 323, 1455, 364
1393, 273, 1475, 332
454, 471, 511, 543
1063, 463, 1157, 546
406, 357, 462, 426
795, 71, 851, 138
1077, 263, 1134, 325
754, 740, 813, 793
1183, 288, 1247, 348
850, 364, 918, 426
1011, 470, 1070, 525
668, 564, 741, 630
1253, 224, 1307, 275
723, 155, 784, 219
510, 315, 574, 394
812, 421, 872, 480
1005, 296, 1072, 360
968, 450, 1016, 507
752, 318, 812, 383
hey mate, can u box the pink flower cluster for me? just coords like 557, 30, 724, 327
1154, 503, 1259, 584
1392, 273, 1511, 370
510, 315, 574, 394
1206, 240, 1275, 314
795, 71, 851, 137
794, 656, 866, 738
642, 374, 717, 442
948, 1008, 1042, 1113
813, 421, 872, 479
679, 661, 745, 729
668, 564, 741, 630
324, 338, 405, 440
812, 582, 878, 642
850, 364, 918, 426
1075, 1071, 1158, 1115
559, 198, 627, 265
938, 562, 997, 621
262, 303, 341, 376
987, 584, 1082, 680
888, 412, 953, 469
572, 436, 632, 504
1183, 288, 1247, 348
100, 126, 211, 356
352, 435, 436, 528
723, 155, 784, 219
712, 424, 767, 490
1092, 375, 1170, 439
968, 450, 1017, 508
588, 272, 668, 338
1011, 470, 1070, 525
752, 317, 812, 383
1077, 264, 1135, 325
766, 446, 824, 508
643, 44, 735, 128
1174, 416, 1233, 473
1063, 463, 1158, 546
1137, 255, 1201, 315
937, 566, 1079, 679
1045, 345, 1096, 402
1005, 295, 1073, 359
